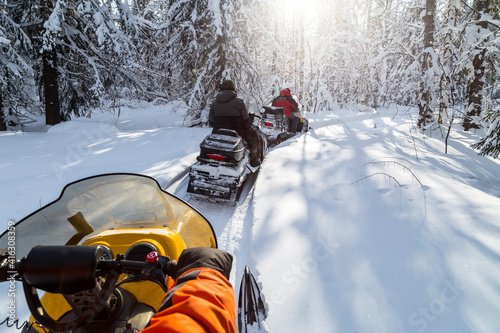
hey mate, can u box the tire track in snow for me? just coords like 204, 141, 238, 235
166, 170, 260, 287
217, 172, 257, 250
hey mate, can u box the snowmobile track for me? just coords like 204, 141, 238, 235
166, 168, 265, 322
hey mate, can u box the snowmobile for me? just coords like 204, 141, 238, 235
260, 105, 289, 146
275, 107, 310, 144
187, 115, 267, 205
0, 173, 265, 332
260, 95, 309, 146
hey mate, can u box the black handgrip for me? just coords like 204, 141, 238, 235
23, 245, 104, 294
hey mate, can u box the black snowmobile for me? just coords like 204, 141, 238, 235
260, 95, 309, 146
187, 115, 267, 205
260, 105, 289, 146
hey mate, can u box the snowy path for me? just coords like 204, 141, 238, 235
166, 169, 261, 289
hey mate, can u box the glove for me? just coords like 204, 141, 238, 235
144, 247, 237, 332
166, 247, 233, 280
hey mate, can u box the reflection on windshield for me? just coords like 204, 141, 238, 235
0, 174, 217, 258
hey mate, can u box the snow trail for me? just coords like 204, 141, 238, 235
167, 168, 262, 293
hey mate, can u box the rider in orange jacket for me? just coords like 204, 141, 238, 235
140, 247, 237, 333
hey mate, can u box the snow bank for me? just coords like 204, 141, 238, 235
252, 108, 500, 332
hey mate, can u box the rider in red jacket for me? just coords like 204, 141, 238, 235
272, 88, 300, 133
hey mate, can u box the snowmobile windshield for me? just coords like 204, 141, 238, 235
0, 174, 217, 258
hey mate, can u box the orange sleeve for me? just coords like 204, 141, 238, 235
140, 267, 237, 333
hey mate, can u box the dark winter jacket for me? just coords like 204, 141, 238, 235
209, 90, 250, 136
272, 89, 298, 118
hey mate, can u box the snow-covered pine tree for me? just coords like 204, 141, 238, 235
227, 0, 277, 110
240, 0, 287, 107
131, 1, 170, 101
373, 0, 425, 108
165, 0, 260, 124
470, 1, 500, 157
472, 106, 500, 158
364, 0, 389, 109
41, 0, 61, 125
37, 0, 142, 120
63, 0, 140, 117
0, 3, 37, 130
461, 0, 498, 131
433, 0, 462, 124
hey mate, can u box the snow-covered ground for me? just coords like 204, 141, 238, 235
1, 101, 499, 332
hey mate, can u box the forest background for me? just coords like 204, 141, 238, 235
1, 0, 500, 158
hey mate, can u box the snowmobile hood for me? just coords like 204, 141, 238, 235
280, 89, 292, 97
216, 90, 238, 103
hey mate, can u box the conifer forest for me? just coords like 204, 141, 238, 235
1, 0, 500, 157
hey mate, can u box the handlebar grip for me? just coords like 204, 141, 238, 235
23, 245, 104, 294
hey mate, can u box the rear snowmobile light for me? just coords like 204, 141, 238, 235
264, 122, 274, 127
207, 153, 227, 161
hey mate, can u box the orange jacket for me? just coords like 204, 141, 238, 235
140, 267, 237, 333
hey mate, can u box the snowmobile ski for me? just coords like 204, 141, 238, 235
237, 265, 267, 332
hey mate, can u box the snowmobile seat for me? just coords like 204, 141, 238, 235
214, 128, 240, 137
262, 106, 284, 116
198, 129, 246, 164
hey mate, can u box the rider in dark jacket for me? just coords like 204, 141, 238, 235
209, 80, 250, 135
209, 80, 262, 167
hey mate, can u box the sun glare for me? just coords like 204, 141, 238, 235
281, 0, 313, 22
276, 0, 327, 36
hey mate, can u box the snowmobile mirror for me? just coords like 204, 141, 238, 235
23, 245, 104, 294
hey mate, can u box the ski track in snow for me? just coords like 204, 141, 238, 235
167, 169, 262, 295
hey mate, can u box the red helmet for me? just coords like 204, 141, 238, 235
280, 88, 292, 97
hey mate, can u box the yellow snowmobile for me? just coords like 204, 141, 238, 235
0, 174, 217, 332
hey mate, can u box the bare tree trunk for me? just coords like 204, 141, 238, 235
463, 0, 490, 131
43, 47, 61, 125
417, 0, 436, 129
463, 47, 486, 131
